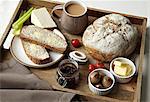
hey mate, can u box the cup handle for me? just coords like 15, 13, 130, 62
51, 5, 63, 21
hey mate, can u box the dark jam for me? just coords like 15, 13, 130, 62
57, 60, 79, 88
60, 63, 78, 76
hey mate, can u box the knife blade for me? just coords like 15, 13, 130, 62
3, 28, 14, 49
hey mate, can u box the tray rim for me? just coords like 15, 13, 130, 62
1, 0, 147, 102
0, 0, 23, 47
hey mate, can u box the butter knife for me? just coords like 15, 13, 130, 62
3, 28, 14, 49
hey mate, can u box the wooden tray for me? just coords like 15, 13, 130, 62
1, 0, 147, 102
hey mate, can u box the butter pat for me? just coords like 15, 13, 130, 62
31, 7, 57, 28
114, 61, 132, 76
126, 64, 132, 76
114, 61, 123, 66
114, 65, 128, 76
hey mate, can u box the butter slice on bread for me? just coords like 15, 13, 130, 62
22, 40, 52, 64
20, 25, 67, 53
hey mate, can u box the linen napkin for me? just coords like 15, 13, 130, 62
0, 58, 75, 102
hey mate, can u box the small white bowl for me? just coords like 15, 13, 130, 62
88, 69, 115, 95
110, 57, 136, 83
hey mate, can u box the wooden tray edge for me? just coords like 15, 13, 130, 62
134, 18, 147, 102
0, 0, 23, 47
2, 0, 148, 101
52, 85, 129, 102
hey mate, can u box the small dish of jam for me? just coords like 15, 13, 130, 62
56, 59, 79, 88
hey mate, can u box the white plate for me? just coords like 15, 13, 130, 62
10, 29, 66, 68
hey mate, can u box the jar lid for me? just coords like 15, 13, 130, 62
69, 51, 88, 63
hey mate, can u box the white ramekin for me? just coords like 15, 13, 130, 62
110, 57, 136, 83
88, 68, 115, 95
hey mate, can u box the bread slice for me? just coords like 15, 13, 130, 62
22, 40, 52, 64
20, 25, 67, 53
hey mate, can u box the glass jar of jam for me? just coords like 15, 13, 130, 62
56, 59, 79, 88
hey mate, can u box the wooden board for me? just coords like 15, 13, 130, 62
1, 0, 147, 102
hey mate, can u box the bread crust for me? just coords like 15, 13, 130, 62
26, 53, 52, 64
85, 46, 116, 62
20, 36, 65, 53
20, 25, 67, 54
82, 14, 138, 62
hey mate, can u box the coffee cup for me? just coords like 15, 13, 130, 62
51, 0, 88, 34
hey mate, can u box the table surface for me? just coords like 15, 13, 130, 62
0, 0, 150, 102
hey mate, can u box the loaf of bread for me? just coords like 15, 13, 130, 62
22, 40, 52, 64
82, 14, 138, 62
20, 25, 67, 53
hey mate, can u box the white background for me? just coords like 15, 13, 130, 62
0, 0, 150, 101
